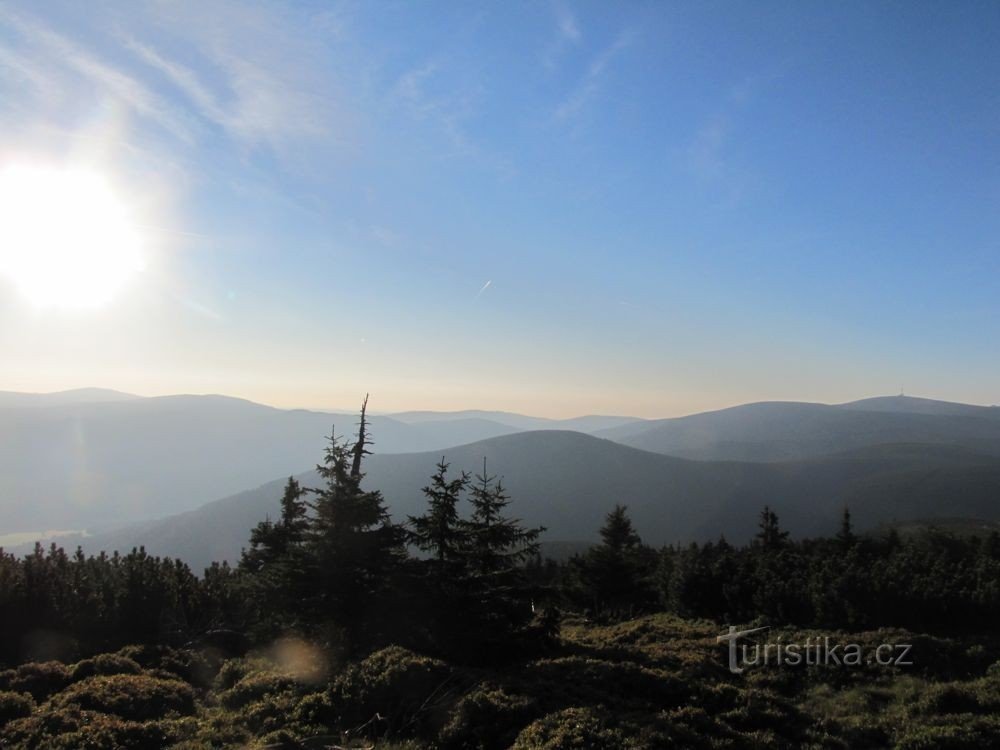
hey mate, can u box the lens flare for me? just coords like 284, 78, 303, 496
0, 163, 145, 309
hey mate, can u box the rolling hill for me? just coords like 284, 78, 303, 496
0, 387, 140, 409
840, 395, 1000, 417
388, 410, 644, 433
54, 431, 1000, 571
0, 391, 642, 536
596, 396, 1000, 461
0, 393, 523, 535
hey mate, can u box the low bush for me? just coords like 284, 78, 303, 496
520, 656, 687, 712
511, 706, 620, 749
0, 691, 34, 726
438, 684, 538, 749
895, 715, 1000, 750
2, 706, 171, 750
214, 656, 274, 691
290, 690, 336, 727
330, 646, 455, 736
218, 671, 298, 711
717, 687, 803, 734
70, 653, 142, 682
51, 674, 196, 721
0, 662, 70, 701
909, 679, 1000, 716
116, 644, 217, 686
172, 706, 253, 749
236, 690, 301, 734
1, 706, 85, 748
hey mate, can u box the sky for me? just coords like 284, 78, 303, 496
0, 0, 997, 418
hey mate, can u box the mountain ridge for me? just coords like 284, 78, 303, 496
5, 389, 1000, 545
596, 397, 1000, 461
34, 430, 1000, 571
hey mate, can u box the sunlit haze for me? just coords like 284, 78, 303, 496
0, 163, 145, 309
1, 2, 998, 417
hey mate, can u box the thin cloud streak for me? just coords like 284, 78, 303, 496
391, 60, 515, 178
684, 74, 777, 204
121, 2, 343, 155
124, 37, 331, 150
688, 115, 730, 183
392, 61, 477, 155
1, 10, 197, 144
554, 30, 635, 121
555, 1, 581, 44
542, 1, 583, 72
1, 1, 348, 170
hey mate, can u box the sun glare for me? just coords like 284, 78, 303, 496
0, 163, 145, 309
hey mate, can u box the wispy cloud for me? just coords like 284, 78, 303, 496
684, 75, 777, 204
392, 61, 478, 155
0, 43, 60, 98
542, 1, 582, 72
475, 279, 492, 299
390, 60, 514, 178
123, 41, 222, 128
684, 111, 748, 209
125, 0, 345, 156
1, 10, 197, 143
0, 0, 348, 172
555, 1, 582, 44
124, 37, 329, 151
688, 115, 730, 183
554, 30, 635, 121
370, 225, 401, 247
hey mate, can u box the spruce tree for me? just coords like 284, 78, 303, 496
571, 505, 657, 618
406, 460, 472, 652
242, 477, 308, 573
600, 504, 642, 552
836, 506, 856, 548
457, 460, 545, 654
408, 459, 470, 568
240, 477, 309, 635
302, 398, 405, 651
465, 461, 543, 576
756, 505, 790, 549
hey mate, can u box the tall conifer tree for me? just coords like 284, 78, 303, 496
302, 398, 404, 650
408, 459, 470, 569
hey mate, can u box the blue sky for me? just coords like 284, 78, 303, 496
0, 1, 997, 416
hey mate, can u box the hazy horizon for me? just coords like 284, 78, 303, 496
1, 383, 998, 421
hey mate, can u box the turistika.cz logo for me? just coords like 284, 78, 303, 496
717, 626, 913, 675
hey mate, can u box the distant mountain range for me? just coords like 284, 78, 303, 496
50, 432, 1000, 571
0, 387, 141, 409
4, 389, 1000, 564
0, 389, 637, 535
389, 410, 643, 433
596, 396, 1000, 461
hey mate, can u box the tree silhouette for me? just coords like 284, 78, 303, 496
836, 506, 856, 548
755, 505, 790, 549
408, 459, 470, 569
570, 505, 657, 618
240, 477, 309, 636
301, 400, 405, 652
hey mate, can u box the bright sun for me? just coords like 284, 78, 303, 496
0, 163, 145, 309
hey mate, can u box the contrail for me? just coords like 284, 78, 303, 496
475, 279, 492, 298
